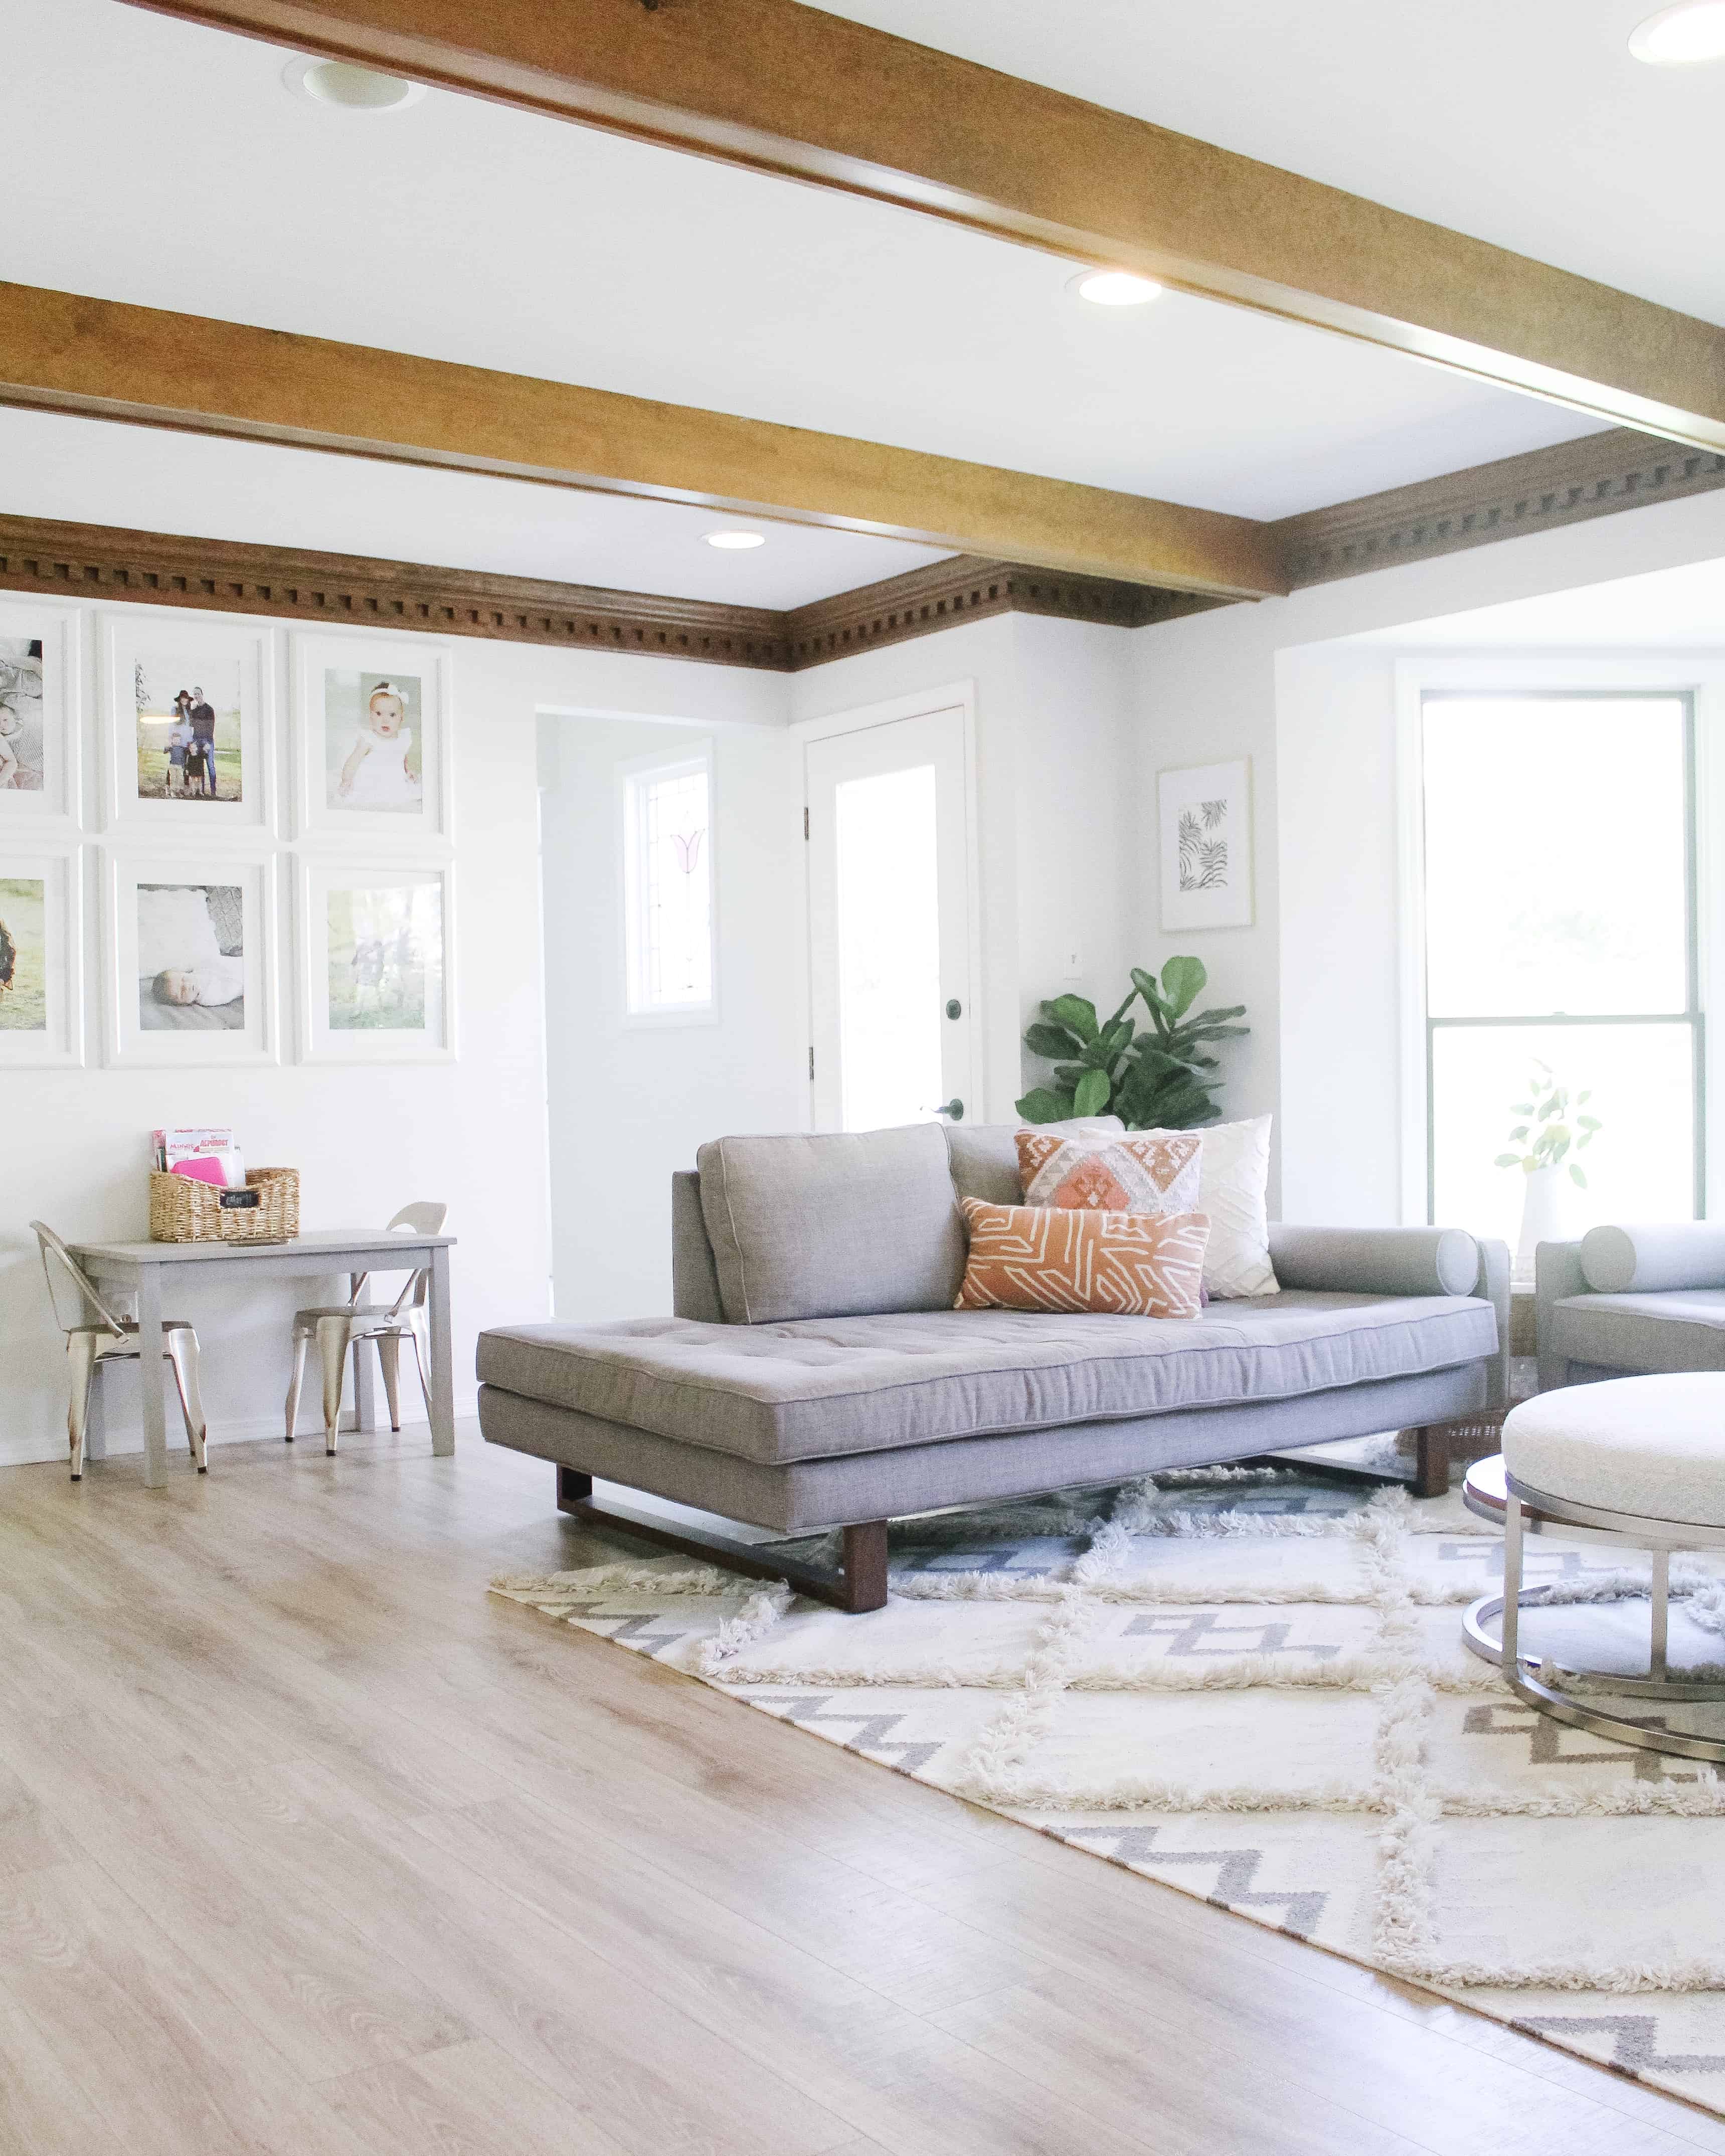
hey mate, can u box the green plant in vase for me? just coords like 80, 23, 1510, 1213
1015, 955, 1248, 1130
1493, 1059, 1601, 1188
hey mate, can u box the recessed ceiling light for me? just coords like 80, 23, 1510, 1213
704, 530, 767, 550
1629, 1, 1725, 63
1071, 269, 1164, 308
282, 56, 427, 110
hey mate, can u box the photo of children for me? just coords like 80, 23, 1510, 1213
0, 638, 46, 793
136, 882, 246, 1031
0, 876, 47, 1030
325, 669, 424, 813
135, 656, 243, 802
326, 880, 438, 1031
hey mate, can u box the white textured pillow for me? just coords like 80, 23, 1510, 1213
1148, 1113, 1277, 1298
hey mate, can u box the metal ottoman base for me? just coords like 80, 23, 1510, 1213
1462, 1454, 1725, 1766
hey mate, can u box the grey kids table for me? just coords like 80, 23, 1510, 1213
67, 1230, 457, 1488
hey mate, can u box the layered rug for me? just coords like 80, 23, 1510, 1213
492, 1455, 1725, 2115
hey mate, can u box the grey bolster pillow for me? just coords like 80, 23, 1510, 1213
1580, 1223, 1725, 1295
1268, 1224, 1480, 1299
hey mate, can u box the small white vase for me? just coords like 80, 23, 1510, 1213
1515, 1163, 1572, 1275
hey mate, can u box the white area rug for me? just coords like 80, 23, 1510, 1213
492, 1458, 1725, 2116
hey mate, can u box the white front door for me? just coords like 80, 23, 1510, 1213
805, 706, 977, 1132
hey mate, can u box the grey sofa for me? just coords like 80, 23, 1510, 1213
1537, 1224, 1725, 1390
478, 1122, 1509, 1610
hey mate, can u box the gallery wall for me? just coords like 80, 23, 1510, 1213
0, 601, 786, 1468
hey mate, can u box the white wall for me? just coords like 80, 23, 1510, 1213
1, 614, 785, 1467
538, 708, 806, 1320
1131, 487, 1725, 1222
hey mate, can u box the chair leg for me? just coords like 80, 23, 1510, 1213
166, 1329, 208, 1473
410, 1317, 434, 1426
375, 1332, 403, 1433
315, 1316, 350, 1455
285, 1330, 310, 1442
67, 1334, 101, 1481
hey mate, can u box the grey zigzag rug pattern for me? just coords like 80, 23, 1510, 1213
492, 1459, 1725, 2115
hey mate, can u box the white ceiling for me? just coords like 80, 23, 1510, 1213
0, 0, 1608, 549
0, 407, 949, 608
1354, 555, 1725, 648
823, 0, 1725, 329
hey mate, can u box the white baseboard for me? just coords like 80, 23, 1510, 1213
0, 1392, 480, 1470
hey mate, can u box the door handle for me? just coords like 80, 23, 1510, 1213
927, 1099, 965, 1121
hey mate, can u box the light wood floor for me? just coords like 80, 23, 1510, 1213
5, 1430, 1725, 2156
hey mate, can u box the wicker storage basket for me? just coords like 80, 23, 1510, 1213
149, 1167, 300, 1244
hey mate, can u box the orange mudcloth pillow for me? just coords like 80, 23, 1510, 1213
1016, 1127, 1202, 1213
955, 1198, 1210, 1318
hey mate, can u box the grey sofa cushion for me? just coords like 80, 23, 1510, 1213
1270, 1223, 1479, 1298
943, 1117, 1123, 1205
1580, 1223, 1725, 1295
1549, 1290, 1725, 1372
697, 1125, 965, 1324
477, 1290, 1497, 1468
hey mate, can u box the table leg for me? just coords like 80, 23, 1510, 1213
349, 1273, 374, 1434
427, 1245, 455, 1457
136, 1266, 168, 1489
1501, 1494, 1522, 1673
1651, 1548, 1670, 1680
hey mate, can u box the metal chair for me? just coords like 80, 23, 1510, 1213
284, 1202, 447, 1454
31, 1221, 208, 1479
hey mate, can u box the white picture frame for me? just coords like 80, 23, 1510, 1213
99, 614, 275, 840
1158, 757, 1254, 932
294, 857, 455, 1063
0, 841, 84, 1067
102, 852, 279, 1068
291, 636, 452, 846
0, 605, 81, 828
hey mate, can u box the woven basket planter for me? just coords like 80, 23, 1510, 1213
148, 1167, 299, 1244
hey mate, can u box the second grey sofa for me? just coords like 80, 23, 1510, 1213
479, 1122, 1509, 1610
1538, 1224, 1725, 1390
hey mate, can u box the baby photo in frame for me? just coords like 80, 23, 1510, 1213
293, 636, 451, 843
101, 615, 274, 838
0, 605, 79, 826
296, 859, 454, 1063
103, 852, 278, 1067
0, 844, 83, 1066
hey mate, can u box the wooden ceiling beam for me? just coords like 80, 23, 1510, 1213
0, 282, 1284, 600
121, 0, 1725, 453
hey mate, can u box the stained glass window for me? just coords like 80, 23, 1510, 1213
623, 752, 714, 1017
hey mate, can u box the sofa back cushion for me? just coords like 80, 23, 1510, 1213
945, 1117, 1124, 1205
698, 1124, 966, 1323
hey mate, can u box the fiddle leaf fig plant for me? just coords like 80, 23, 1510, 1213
1493, 1058, 1601, 1189
1015, 956, 1248, 1130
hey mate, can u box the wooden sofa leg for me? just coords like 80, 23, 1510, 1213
1411, 1426, 1450, 1500
556, 1466, 593, 1512
840, 1521, 889, 1613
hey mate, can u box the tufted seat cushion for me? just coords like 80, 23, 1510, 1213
478, 1290, 1497, 1467
1503, 1371, 1725, 1528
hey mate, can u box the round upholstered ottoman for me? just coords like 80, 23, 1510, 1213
1462, 1372, 1725, 1763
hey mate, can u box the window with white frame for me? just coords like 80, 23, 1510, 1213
622, 748, 714, 1018
1416, 692, 1700, 1259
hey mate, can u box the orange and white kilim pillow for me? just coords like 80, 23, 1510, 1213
955, 1198, 1210, 1318
1016, 1128, 1203, 1214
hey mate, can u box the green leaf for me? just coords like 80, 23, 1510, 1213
1045, 995, 1098, 1044
1493, 1152, 1522, 1167
1053, 1063, 1089, 1089
1098, 1019, 1136, 1061
1511, 1102, 1535, 1115
1024, 1021, 1082, 1059
1072, 1067, 1112, 1119
1507, 1126, 1529, 1141
1159, 955, 1208, 1020
1578, 1090, 1592, 1104
1577, 1115, 1601, 1132
1570, 1165, 1588, 1188
1521, 1158, 1538, 1174
1014, 1087, 1075, 1125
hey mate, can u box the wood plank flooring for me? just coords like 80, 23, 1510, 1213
3, 1426, 1724, 2155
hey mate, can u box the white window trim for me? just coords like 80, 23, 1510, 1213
618, 740, 719, 1029
1394, 652, 1723, 1225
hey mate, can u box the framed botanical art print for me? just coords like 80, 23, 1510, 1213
0, 843, 83, 1066
1158, 758, 1254, 932
102, 853, 279, 1067
100, 614, 274, 839
0, 604, 80, 827
295, 859, 454, 1063
291, 637, 451, 844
